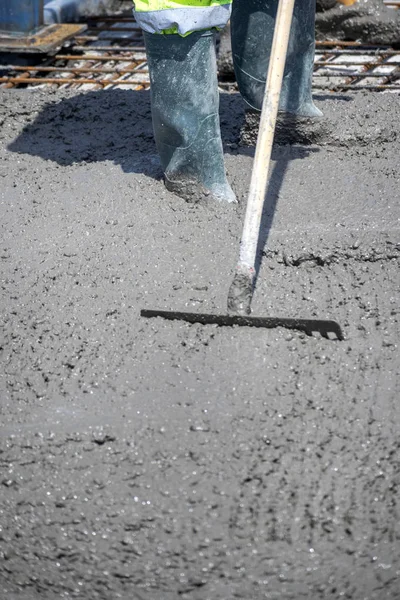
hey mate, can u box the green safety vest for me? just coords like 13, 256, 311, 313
133, 0, 232, 35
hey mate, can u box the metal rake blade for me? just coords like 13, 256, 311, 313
141, 309, 344, 340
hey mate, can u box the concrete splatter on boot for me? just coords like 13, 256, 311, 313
144, 30, 236, 204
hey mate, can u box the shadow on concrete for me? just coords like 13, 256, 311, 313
254, 145, 318, 285
7, 87, 317, 275
8, 89, 161, 177
7, 89, 247, 179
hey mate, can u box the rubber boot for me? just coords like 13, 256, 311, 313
144, 30, 236, 204
231, 0, 322, 117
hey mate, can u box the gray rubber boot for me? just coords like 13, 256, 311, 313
231, 0, 322, 117
144, 30, 236, 204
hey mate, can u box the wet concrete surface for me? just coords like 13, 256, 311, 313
315, 0, 400, 45
1, 88, 400, 599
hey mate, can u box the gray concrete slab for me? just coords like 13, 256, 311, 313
0, 87, 399, 599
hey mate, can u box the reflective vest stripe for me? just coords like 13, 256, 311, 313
134, 0, 231, 10
133, 1, 232, 35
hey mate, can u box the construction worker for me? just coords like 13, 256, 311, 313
133, 0, 322, 203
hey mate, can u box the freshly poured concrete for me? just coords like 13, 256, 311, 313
315, 0, 400, 45
0, 88, 399, 599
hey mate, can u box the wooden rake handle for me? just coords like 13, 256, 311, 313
238, 0, 295, 272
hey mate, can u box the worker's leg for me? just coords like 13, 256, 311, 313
133, 1, 235, 203
231, 0, 321, 117
144, 30, 236, 203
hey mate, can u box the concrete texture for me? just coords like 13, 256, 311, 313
0, 87, 400, 599
315, 0, 400, 45
316, 0, 337, 10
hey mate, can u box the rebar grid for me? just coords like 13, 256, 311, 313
0, 16, 399, 92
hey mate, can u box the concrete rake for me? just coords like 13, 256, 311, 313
141, 0, 344, 341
